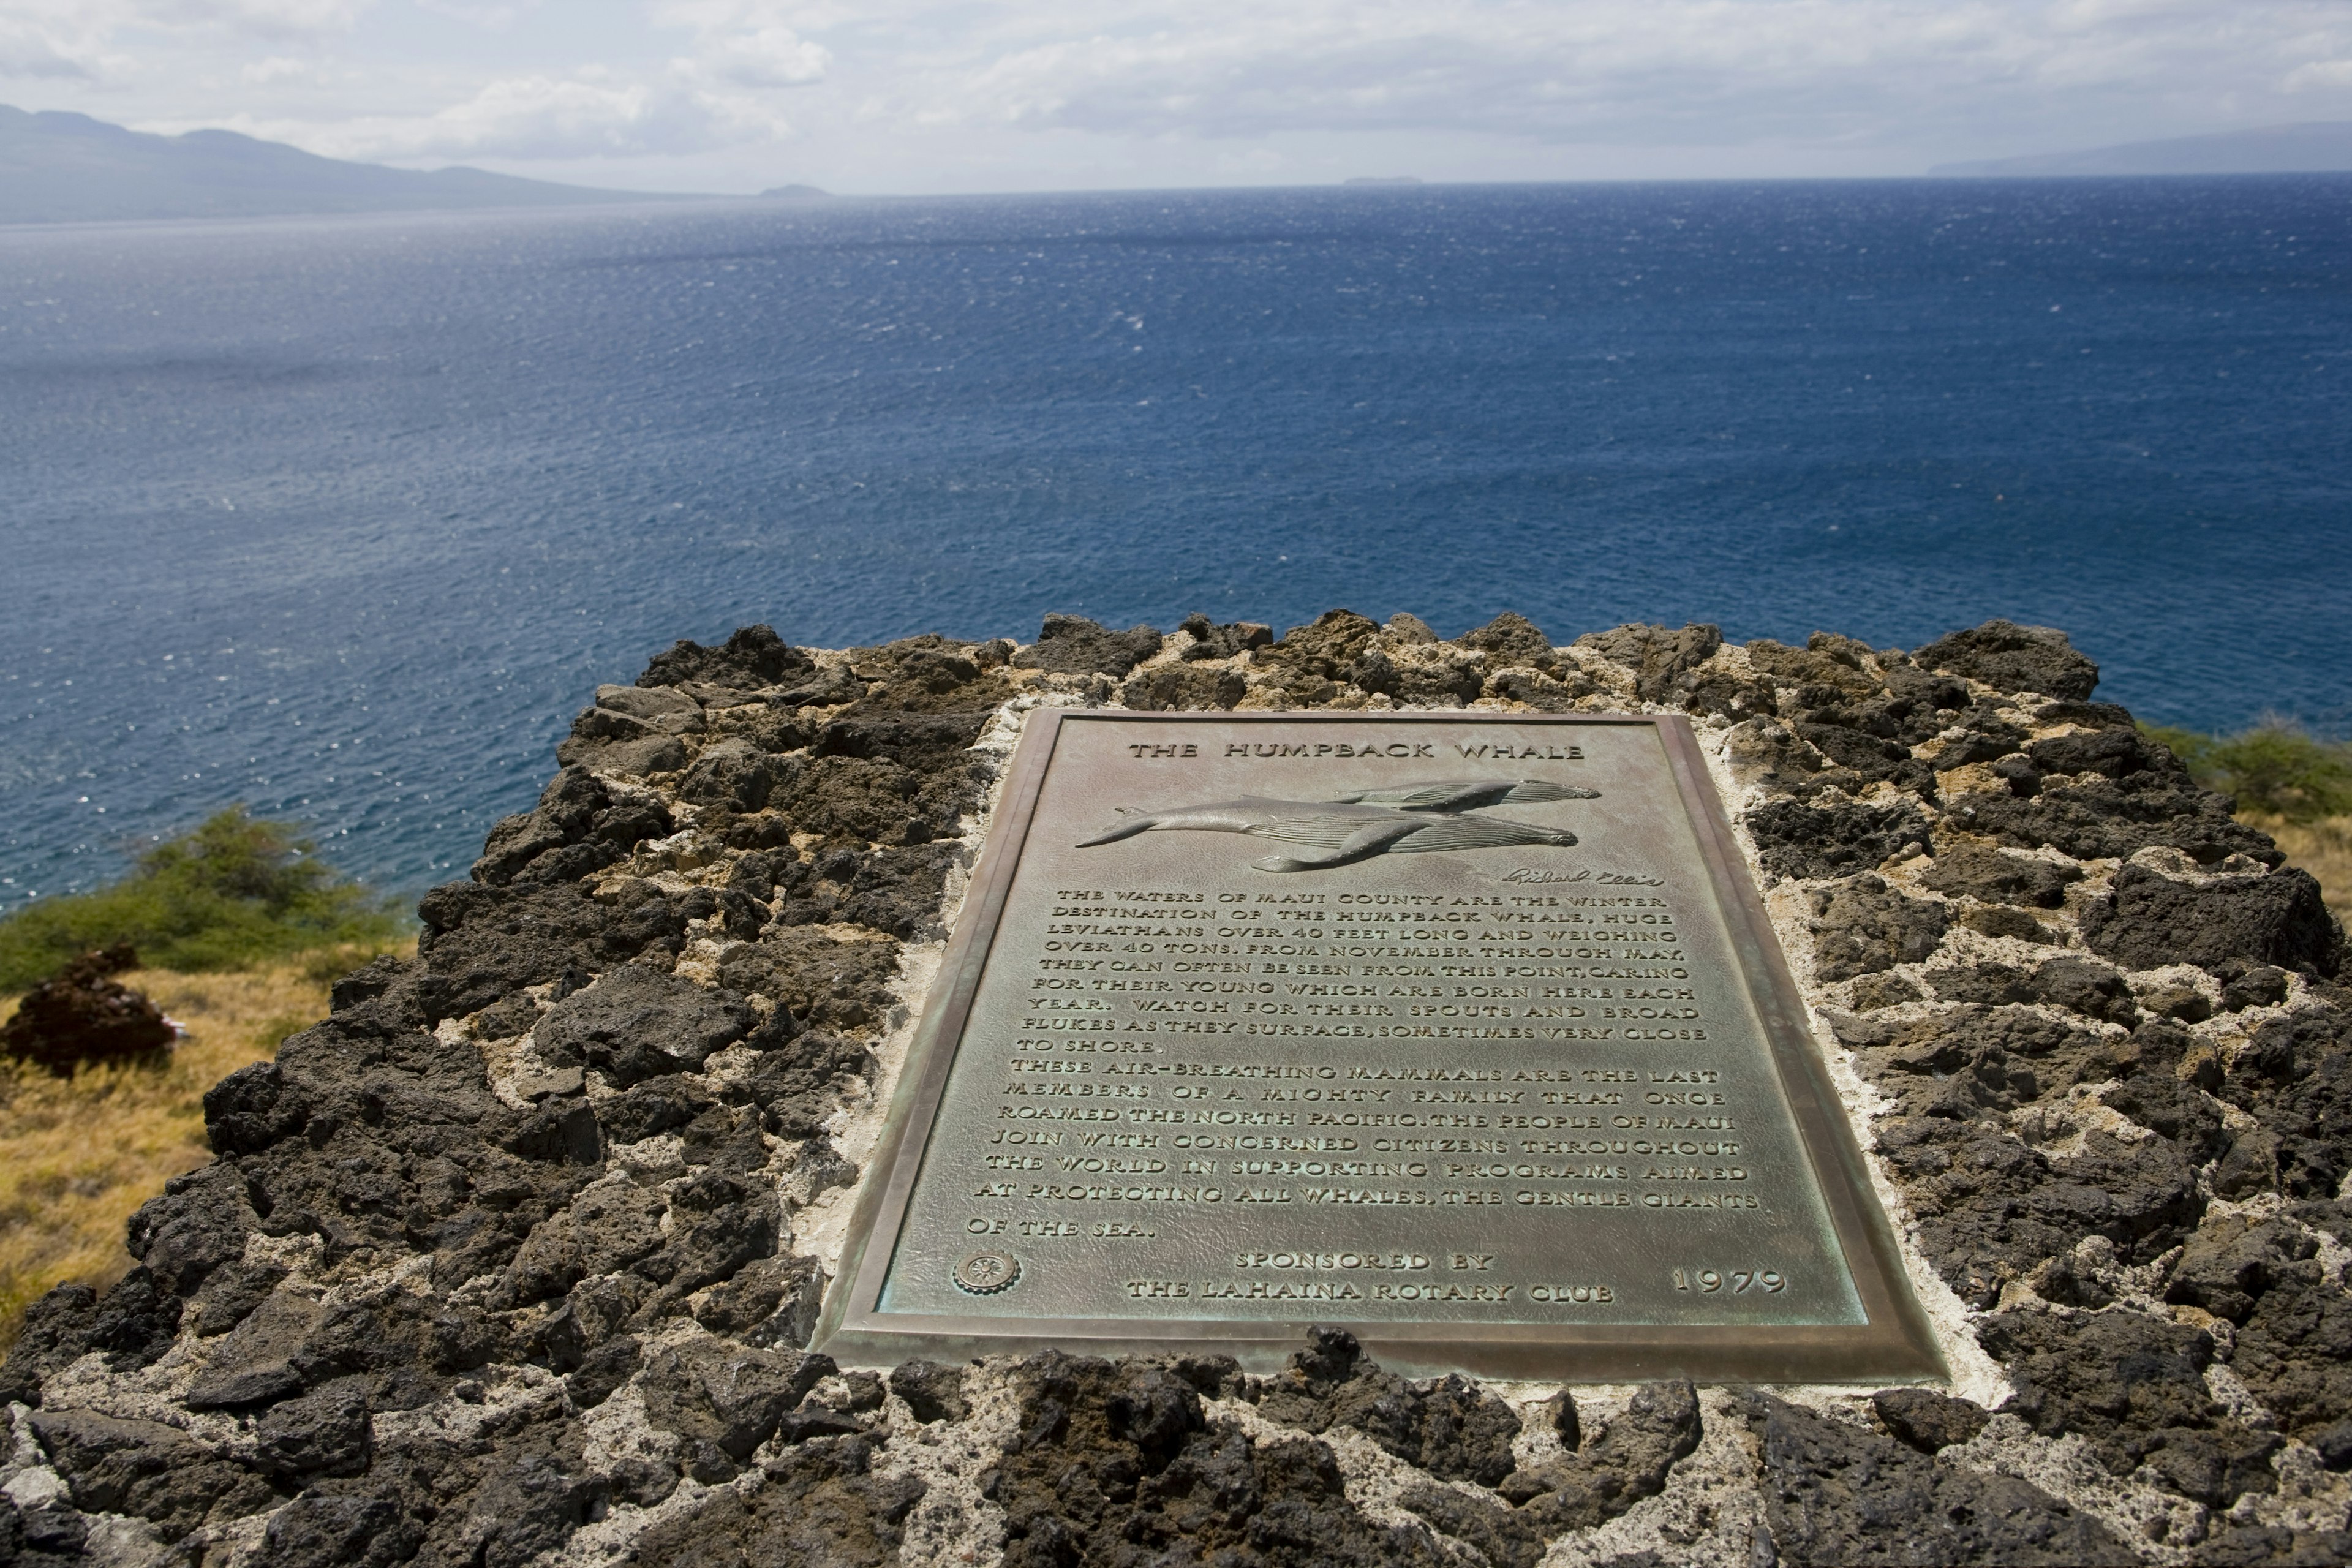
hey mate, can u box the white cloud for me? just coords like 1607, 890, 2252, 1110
215, 66, 793, 159
412, 0, 535, 28
0, 0, 367, 86
0, 28, 94, 80
692, 24, 827, 87
155, 0, 372, 34
864, 0, 2352, 147
240, 53, 314, 82
2285, 58, 2352, 91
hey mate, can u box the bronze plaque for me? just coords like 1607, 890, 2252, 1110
817, 712, 1943, 1382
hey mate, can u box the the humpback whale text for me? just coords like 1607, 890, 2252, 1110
1074, 778, 1601, 873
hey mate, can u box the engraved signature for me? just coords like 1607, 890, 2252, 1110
1500, 867, 1665, 886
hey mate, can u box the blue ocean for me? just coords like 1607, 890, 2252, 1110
3, 178, 2348, 905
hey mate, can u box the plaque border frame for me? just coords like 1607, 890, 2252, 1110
815, 710, 1947, 1384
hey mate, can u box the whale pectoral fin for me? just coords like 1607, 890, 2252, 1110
1389, 783, 1502, 812
1387, 816, 1578, 852
1075, 812, 1156, 848
1500, 781, 1603, 802
1251, 817, 1421, 870
1332, 780, 1504, 812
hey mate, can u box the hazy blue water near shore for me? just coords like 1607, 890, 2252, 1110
3, 177, 2348, 907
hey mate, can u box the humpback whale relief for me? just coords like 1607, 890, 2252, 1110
1073, 778, 1597, 872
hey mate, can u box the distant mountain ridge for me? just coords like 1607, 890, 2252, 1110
0, 105, 693, 224
1932, 122, 2352, 178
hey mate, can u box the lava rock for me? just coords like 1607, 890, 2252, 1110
995, 1349, 1446, 1568
183, 1290, 325, 1408
1744, 798, 1931, 883
473, 767, 674, 886
2230, 1256, 2352, 1447
2215, 1006, 2352, 1200
257, 1493, 412, 1568
1912, 620, 2100, 700
84, 1264, 182, 1368
691, 1253, 826, 1348
1917, 842, 2079, 910
1576, 621, 1724, 703
2222, 962, 2294, 1011
1955, 775, 2283, 869
29, 1406, 280, 1544
564, 1334, 643, 1410
679, 739, 792, 813
1493, 1379, 1702, 1536
2166, 1215, 2312, 1325
413, 880, 680, 1023
1177, 611, 1273, 662
718, 925, 905, 1029
1747, 1392, 2132, 1565
889, 1358, 969, 1424
2082, 862, 2342, 977
1955, 905, 2060, 943
622, 1435, 924, 1567
1807, 875, 1949, 981
1122, 662, 1248, 710
0, 1283, 96, 1406
255, 1378, 375, 1476
124, 1159, 258, 1298
1011, 613, 1164, 677
1871, 1387, 1989, 1453
535, 963, 757, 1087
1455, 610, 1558, 669
0, 944, 175, 1074
1253, 1327, 1521, 1486
639, 624, 812, 690
1978, 1307, 2279, 1504
10, 1494, 90, 1557
1848, 972, 1925, 1010
639, 1340, 835, 1463
2030, 956, 2141, 1027
733, 1028, 873, 1137
494, 1176, 669, 1307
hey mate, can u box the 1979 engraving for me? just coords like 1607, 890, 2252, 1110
818, 712, 1942, 1382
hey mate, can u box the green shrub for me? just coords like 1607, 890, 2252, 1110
2143, 719, 2352, 823
0, 809, 406, 993
2139, 724, 2217, 775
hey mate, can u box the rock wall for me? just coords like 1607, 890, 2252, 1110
5, 609, 2351, 1568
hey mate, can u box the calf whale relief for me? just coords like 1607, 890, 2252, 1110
1075, 778, 1600, 872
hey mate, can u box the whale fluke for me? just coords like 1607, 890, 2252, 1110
1328, 779, 1602, 812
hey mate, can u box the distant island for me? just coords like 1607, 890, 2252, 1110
760, 184, 831, 200
1932, 121, 2352, 178
0, 104, 699, 225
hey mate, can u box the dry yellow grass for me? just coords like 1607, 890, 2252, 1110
0, 943, 405, 1352
2256, 814, 2352, 924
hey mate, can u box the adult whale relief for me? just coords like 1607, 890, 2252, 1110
1073, 779, 1596, 872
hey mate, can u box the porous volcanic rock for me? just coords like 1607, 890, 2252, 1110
8, 612, 2350, 1567
0, 944, 175, 1074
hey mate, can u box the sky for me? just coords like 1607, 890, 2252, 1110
3, 1, 2351, 194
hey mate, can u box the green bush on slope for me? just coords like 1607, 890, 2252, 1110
0, 809, 405, 993
2143, 719, 2352, 823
